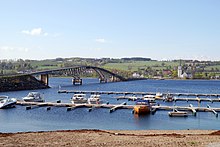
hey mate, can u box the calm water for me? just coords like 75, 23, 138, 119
1, 78, 220, 133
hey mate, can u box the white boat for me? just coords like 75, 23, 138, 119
140, 95, 157, 106
168, 109, 188, 117
143, 97, 156, 106
143, 95, 155, 99
23, 92, 45, 102
116, 96, 137, 101
128, 96, 138, 101
164, 93, 174, 102
71, 94, 87, 104
88, 94, 101, 104
155, 92, 163, 99
0, 95, 8, 101
0, 96, 17, 109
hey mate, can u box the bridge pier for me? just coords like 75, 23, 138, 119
99, 78, 107, 83
72, 78, 82, 85
40, 74, 49, 86
110, 76, 119, 82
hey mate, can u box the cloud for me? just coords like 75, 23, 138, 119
21, 28, 48, 36
95, 38, 107, 43
0, 46, 29, 52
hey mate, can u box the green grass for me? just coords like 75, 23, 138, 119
204, 65, 220, 70
30, 60, 60, 70
102, 61, 179, 71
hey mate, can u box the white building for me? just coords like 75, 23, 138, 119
132, 73, 144, 78
177, 66, 182, 78
178, 66, 193, 79
180, 72, 193, 79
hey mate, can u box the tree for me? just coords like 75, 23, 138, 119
172, 70, 177, 78
194, 73, 203, 79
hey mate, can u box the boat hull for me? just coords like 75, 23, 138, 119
71, 99, 88, 104
0, 98, 17, 109
23, 99, 44, 102
22, 92, 44, 102
134, 105, 150, 114
168, 112, 188, 117
88, 98, 100, 104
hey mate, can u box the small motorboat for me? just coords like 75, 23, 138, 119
133, 99, 151, 114
143, 98, 157, 106
164, 93, 174, 102
155, 92, 163, 99
23, 92, 45, 102
143, 95, 155, 99
116, 95, 137, 101
0, 96, 17, 109
88, 94, 101, 104
71, 94, 87, 104
0, 95, 8, 101
168, 109, 188, 117
142, 95, 157, 106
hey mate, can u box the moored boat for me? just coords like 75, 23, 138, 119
142, 95, 157, 106
143, 95, 155, 99
0, 95, 8, 101
155, 92, 163, 99
23, 92, 45, 102
168, 109, 188, 117
133, 99, 151, 114
0, 96, 17, 109
164, 93, 174, 102
71, 94, 87, 104
88, 94, 101, 104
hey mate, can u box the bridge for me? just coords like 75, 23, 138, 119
30, 66, 127, 86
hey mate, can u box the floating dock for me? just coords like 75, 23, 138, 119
16, 100, 220, 117
116, 96, 220, 103
58, 90, 220, 103
16, 100, 133, 110
58, 90, 220, 98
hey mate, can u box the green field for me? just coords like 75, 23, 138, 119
103, 61, 179, 71
30, 60, 61, 70
204, 65, 220, 71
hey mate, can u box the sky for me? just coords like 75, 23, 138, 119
0, 0, 220, 61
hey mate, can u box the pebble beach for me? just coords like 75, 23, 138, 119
1, 130, 220, 147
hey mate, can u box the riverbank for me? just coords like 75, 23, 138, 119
1, 130, 220, 147
0, 75, 49, 92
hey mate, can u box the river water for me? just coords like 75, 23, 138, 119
1, 78, 220, 133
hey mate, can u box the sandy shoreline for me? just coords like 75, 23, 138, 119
1, 130, 220, 147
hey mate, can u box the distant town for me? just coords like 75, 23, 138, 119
1, 57, 220, 80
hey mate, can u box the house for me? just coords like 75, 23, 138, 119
132, 73, 144, 78
163, 70, 172, 76
180, 72, 193, 79
177, 66, 193, 79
